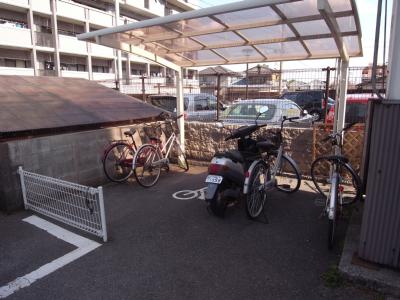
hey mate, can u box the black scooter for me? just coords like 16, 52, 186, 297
205, 106, 270, 217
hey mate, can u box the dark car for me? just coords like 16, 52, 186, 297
280, 90, 334, 121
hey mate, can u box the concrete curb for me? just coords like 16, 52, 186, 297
339, 205, 400, 298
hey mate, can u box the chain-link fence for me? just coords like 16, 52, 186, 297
97, 65, 386, 125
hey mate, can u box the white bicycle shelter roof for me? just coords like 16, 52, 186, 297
78, 0, 362, 70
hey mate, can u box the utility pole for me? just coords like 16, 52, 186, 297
322, 66, 336, 119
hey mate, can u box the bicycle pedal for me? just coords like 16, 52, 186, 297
314, 198, 326, 207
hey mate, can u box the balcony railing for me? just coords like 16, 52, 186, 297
35, 32, 54, 48
38, 69, 57, 76
58, 34, 87, 55
0, 26, 31, 47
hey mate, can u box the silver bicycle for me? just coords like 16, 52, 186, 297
133, 115, 189, 187
244, 116, 302, 219
311, 123, 362, 249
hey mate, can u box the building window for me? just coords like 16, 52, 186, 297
45, 61, 55, 70
165, 7, 173, 16
0, 18, 28, 29
144, 0, 149, 9
93, 65, 109, 73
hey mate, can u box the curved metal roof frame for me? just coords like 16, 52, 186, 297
78, 0, 363, 71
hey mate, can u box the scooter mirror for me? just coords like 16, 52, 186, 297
259, 106, 269, 115
216, 122, 224, 128
303, 110, 308, 115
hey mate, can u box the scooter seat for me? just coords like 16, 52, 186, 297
215, 150, 244, 164
256, 139, 277, 153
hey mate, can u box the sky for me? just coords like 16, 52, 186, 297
188, 0, 393, 71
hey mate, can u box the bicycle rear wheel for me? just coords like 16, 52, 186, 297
103, 142, 134, 183
133, 144, 162, 188
311, 156, 361, 205
246, 161, 269, 219
274, 154, 301, 193
174, 140, 189, 171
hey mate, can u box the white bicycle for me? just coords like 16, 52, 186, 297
133, 114, 189, 188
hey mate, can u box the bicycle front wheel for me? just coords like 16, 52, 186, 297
274, 154, 301, 193
133, 144, 162, 188
246, 161, 269, 219
103, 142, 134, 183
174, 140, 189, 171
328, 174, 339, 250
311, 156, 361, 205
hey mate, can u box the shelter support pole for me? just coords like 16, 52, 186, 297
334, 58, 349, 154
245, 63, 249, 99
176, 68, 185, 150
278, 62, 283, 93
216, 73, 221, 121
387, 0, 400, 99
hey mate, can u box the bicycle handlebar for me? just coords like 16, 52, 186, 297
320, 122, 358, 145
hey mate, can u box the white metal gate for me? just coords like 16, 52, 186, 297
18, 167, 107, 242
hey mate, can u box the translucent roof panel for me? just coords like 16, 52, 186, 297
192, 32, 244, 48
239, 25, 295, 42
276, 0, 319, 18
215, 46, 264, 61
214, 6, 280, 28
167, 17, 225, 36
180, 50, 225, 65
343, 35, 361, 56
78, 0, 363, 68
156, 37, 203, 52
336, 16, 357, 33
127, 26, 179, 42
293, 20, 330, 36
304, 38, 340, 57
328, 0, 352, 12
257, 41, 308, 60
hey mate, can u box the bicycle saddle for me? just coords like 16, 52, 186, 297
325, 155, 349, 164
124, 129, 136, 136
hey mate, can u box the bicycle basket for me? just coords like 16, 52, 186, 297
142, 124, 163, 140
161, 121, 178, 136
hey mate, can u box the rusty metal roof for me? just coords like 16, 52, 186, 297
0, 76, 164, 139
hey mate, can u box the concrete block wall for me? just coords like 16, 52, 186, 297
184, 122, 314, 176
0, 125, 145, 212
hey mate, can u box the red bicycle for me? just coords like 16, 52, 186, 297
102, 129, 138, 182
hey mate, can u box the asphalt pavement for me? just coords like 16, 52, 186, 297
0, 165, 380, 299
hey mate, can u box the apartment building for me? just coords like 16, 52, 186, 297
0, 0, 198, 83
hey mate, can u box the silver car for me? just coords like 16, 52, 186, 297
184, 93, 222, 121
221, 99, 302, 124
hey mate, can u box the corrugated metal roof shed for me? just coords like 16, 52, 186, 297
0, 76, 164, 140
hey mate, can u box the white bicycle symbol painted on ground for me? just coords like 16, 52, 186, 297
172, 187, 207, 201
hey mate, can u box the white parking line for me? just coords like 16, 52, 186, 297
0, 215, 101, 299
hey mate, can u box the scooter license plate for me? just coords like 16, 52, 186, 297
205, 175, 223, 184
